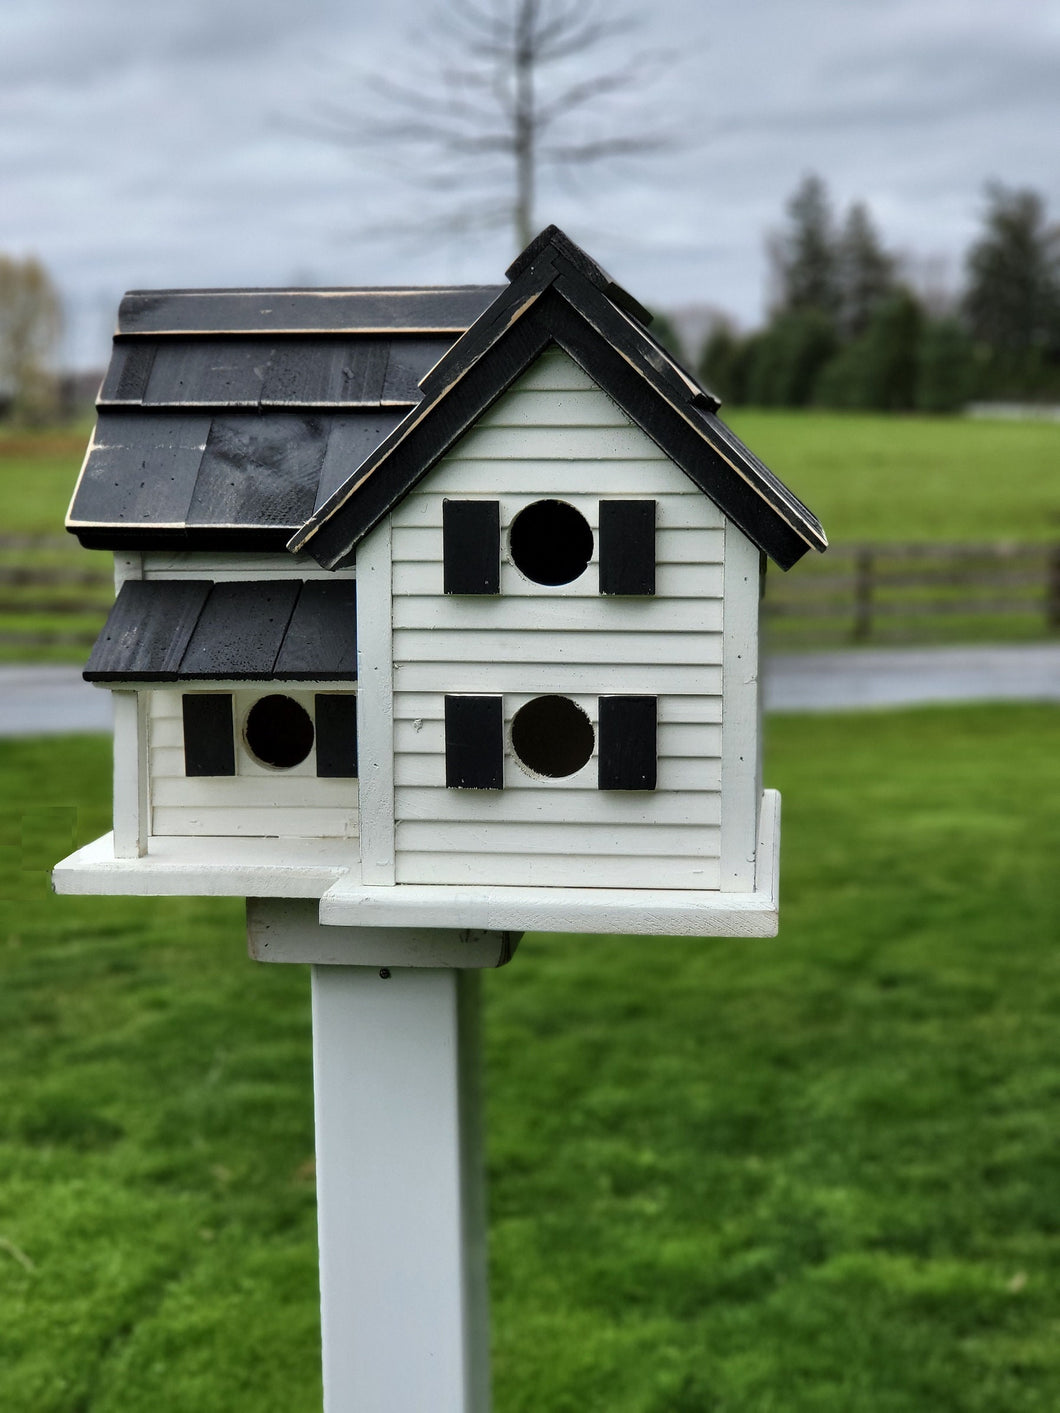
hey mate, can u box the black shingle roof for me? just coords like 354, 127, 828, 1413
84, 578, 357, 682
67, 287, 504, 550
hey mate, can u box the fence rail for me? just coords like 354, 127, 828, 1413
0, 535, 1058, 656
764, 541, 1060, 646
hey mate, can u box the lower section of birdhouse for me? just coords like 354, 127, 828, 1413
53, 790, 780, 941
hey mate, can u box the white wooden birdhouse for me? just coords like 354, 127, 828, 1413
54, 227, 826, 937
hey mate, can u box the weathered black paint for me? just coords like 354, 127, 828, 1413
442, 500, 500, 594
445, 696, 504, 789
599, 500, 656, 595
85, 579, 358, 683
314, 694, 359, 778
116, 287, 505, 337
273, 581, 358, 680
83, 579, 210, 682
598, 696, 657, 791
182, 693, 236, 776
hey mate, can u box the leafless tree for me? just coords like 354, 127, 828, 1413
302, 0, 677, 252
0, 255, 62, 422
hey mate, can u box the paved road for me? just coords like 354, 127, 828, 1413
1, 645, 1057, 737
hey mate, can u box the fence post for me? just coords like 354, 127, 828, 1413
1047, 544, 1060, 632
852, 546, 874, 642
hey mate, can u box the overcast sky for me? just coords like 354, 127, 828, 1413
3, 0, 1058, 367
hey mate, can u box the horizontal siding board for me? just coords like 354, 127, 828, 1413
393, 692, 723, 727
392, 560, 724, 600
452, 424, 666, 461
505, 350, 596, 391
143, 551, 349, 578
391, 525, 723, 565
474, 388, 632, 427
394, 785, 720, 826
393, 628, 723, 666
393, 662, 722, 694
151, 774, 358, 808
394, 853, 721, 890
390, 468, 719, 510
394, 717, 722, 756
152, 806, 358, 839
390, 595, 720, 633
395, 754, 721, 793
395, 819, 719, 858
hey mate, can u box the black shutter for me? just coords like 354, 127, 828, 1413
182, 693, 235, 777
598, 500, 656, 596
445, 696, 503, 789
315, 694, 358, 778
443, 500, 500, 594
598, 696, 657, 791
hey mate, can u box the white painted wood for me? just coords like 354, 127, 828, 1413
386, 353, 732, 892
312, 965, 490, 1412
391, 594, 722, 634
152, 806, 358, 839
111, 691, 148, 858
394, 692, 724, 727
52, 832, 352, 897
142, 551, 353, 581
720, 526, 762, 890
394, 754, 721, 794
508, 346, 596, 390
391, 483, 723, 527
147, 688, 359, 840
315, 790, 780, 937
355, 520, 396, 885
393, 785, 721, 827
112, 551, 144, 591
392, 524, 723, 568
393, 559, 726, 600
393, 662, 722, 695
51, 792, 781, 936
247, 897, 521, 968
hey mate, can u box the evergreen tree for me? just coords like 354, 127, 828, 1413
916, 319, 976, 413
745, 309, 837, 407
697, 321, 742, 403
768, 174, 840, 320
962, 183, 1060, 383
836, 202, 895, 340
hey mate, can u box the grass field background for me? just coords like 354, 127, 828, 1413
2, 703, 1058, 1411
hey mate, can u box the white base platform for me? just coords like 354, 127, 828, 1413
52, 793, 780, 939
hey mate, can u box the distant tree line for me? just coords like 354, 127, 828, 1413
0, 255, 63, 424
698, 176, 1060, 413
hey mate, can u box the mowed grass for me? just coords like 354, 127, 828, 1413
724, 410, 1060, 544
1, 703, 1058, 1411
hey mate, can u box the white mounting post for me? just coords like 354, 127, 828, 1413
311, 964, 491, 1413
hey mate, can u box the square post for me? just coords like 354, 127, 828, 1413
311, 964, 490, 1413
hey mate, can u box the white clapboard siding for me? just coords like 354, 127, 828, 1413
394, 753, 722, 794
392, 525, 724, 568
395, 852, 722, 891
393, 692, 725, 728
148, 689, 359, 839
393, 717, 723, 759
388, 348, 728, 891
143, 551, 352, 582
392, 560, 726, 601
393, 786, 722, 828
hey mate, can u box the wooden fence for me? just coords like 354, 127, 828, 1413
1, 535, 1058, 655
763, 541, 1060, 647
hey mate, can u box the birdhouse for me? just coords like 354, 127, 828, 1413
54, 227, 826, 937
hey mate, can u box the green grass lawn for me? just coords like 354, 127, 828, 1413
1, 703, 1058, 1410
724, 410, 1060, 544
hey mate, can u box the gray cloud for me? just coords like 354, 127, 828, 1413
1, 0, 1057, 365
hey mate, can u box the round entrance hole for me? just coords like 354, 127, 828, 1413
244, 694, 315, 769
511, 695, 594, 779
509, 499, 593, 586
